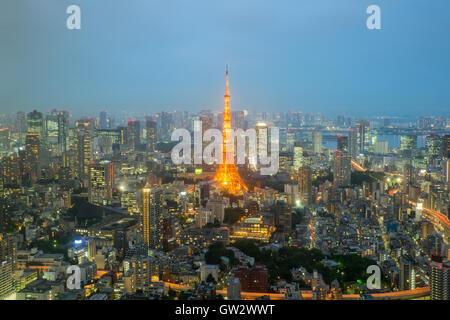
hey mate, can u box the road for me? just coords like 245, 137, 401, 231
163, 282, 430, 300
351, 161, 449, 233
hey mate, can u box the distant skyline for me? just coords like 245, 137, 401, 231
1, 0, 450, 117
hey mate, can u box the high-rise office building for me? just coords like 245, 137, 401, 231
146, 118, 156, 152
99, 111, 108, 129
27, 110, 44, 139
337, 135, 348, 152
400, 135, 417, 156
26, 110, 45, 155
1, 155, 21, 186
24, 133, 40, 183
157, 112, 173, 142
312, 131, 322, 154
336, 115, 345, 128
45, 110, 59, 149
173, 110, 187, 129
356, 120, 370, 153
442, 158, 450, 188
232, 111, 246, 130
333, 151, 351, 187
298, 166, 312, 206
348, 129, 358, 158
16, 111, 27, 145
426, 135, 442, 159
57, 110, 70, 153
88, 161, 114, 205
142, 184, 163, 249
402, 164, 414, 194
127, 120, 140, 151
442, 135, 450, 159
74, 120, 93, 179
0, 128, 10, 150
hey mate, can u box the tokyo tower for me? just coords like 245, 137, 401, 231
214, 66, 248, 195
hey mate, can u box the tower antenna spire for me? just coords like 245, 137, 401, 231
226, 64, 229, 96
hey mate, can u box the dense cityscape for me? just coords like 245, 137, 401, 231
0, 68, 449, 301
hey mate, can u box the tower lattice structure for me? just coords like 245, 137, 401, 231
214, 66, 248, 195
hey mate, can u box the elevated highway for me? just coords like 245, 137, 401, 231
163, 282, 430, 300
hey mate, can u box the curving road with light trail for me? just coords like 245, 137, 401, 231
163, 282, 430, 300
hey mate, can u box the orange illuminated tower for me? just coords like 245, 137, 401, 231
214, 66, 248, 195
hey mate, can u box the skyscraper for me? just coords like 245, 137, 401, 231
0, 128, 10, 150
16, 111, 27, 145
400, 135, 417, 157
337, 135, 348, 152
74, 120, 93, 179
142, 184, 163, 249
57, 110, 70, 153
27, 110, 43, 138
333, 151, 351, 187
24, 133, 40, 184
1, 155, 21, 186
442, 158, 450, 188
45, 110, 59, 149
298, 166, 312, 206
88, 161, 115, 205
146, 118, 156, 152
157, 112, 173, 143
356, 120, 370, 153
127, 120, 140, 151
231, 110, 246, 130
442, 135, 450, 159
426, 135, 442, 159
312, 131, 322, 154
402, 164, 414, 194
99, 111, 108, 129
348, 129, 358, 158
